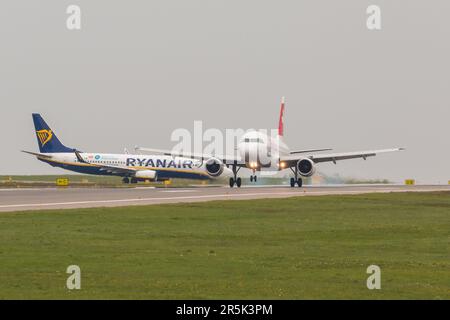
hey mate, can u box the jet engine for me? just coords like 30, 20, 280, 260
297, 158, 316, 177
134, 170, 157, 180
205, 157, 224, 177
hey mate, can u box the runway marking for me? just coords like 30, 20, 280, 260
0, 188, 59, 192
158, 190, 199, 193
0, 188, 448, 211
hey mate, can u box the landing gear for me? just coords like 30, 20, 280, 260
290, 177, 302, 187
229, 164, 242, 188
250, 169, 257, 183
229, 176, 242, 188
122, 177, 130, 184
130, 177, 138, 184
289, 166, 303, 187
290, 177, 295, 187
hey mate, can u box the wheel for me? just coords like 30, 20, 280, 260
290, 177, 295, 187
297, 178, 303, 187
130, 177, 138, 184
236, 177, 242, 188
250, 176, 253, 182
229, 177, 234, 188
122, 177, 130, 184
254, 175, 257, 182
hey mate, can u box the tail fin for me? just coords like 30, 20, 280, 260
278, 97, 285, 137
32, 114, 74, 153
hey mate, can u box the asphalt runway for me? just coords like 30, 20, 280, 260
0, 184, 449, 212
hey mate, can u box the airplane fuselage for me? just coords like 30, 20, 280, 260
238, 130, 290, 170
38, 153, 217, 180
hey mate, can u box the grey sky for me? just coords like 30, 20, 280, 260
1, 1, 449, 183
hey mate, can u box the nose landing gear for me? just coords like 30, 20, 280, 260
250, 169, 257, 183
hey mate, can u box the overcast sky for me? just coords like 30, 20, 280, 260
0, 1, 448, 183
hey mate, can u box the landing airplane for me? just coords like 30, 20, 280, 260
137, 97, 404, 187
24, 114, 232, 184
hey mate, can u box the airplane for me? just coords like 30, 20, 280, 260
23, 114, 233, 184
137, 97, 404, 187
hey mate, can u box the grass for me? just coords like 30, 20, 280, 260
0, 192, 448, 299
0, 175, 211, 188
0, 174, 122, 183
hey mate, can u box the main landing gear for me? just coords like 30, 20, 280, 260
290, 177, 302, 187
229, 164, 242, 188
122, 177, 137, 184
229, 177, 242, 188
289, 166, 303, 187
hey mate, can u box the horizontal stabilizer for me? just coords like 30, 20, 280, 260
21, 150, 53, 159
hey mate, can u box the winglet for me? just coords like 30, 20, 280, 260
74, 150, 88, 163
278, 97, 285, 137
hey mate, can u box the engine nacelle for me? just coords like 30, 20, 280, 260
205, 157, 224, 177
134, 170, 157, 180
297, 158, 316, 177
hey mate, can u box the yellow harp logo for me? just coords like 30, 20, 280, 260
36, 129, 53, 147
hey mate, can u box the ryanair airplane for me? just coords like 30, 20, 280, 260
23, 114, 230, 184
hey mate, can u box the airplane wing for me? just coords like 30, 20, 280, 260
281, 148, 404, 165
290, 148, 332, 154
93, 163, 139, 175
136, 147, 245, 165
73, 150, 141, 175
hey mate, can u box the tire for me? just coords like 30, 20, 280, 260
250, 176, 253, 182
254, 176, 257, 182
131, 178, 138, 184
297, 178, 303, 187
122, 177, 130, 184
236, 177, 242, 188
229, 178, 234, 188
290, 177, 295, 187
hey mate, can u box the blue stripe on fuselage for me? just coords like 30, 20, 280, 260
39, 158, 210, 180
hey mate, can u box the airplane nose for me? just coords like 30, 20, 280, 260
241, 143, 259, 166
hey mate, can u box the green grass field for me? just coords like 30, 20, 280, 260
0, 192, 448, 299
0, 174, 121, 183
0, 175, 212, 188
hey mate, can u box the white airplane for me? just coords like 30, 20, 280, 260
23, 114, 232, 184
137, 97, 404, 187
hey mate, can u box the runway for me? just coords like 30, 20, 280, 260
0, 184, 449, 212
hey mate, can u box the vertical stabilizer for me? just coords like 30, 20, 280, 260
32, 114, 74, 153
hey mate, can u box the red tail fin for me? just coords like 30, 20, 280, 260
278, 97, 285, 136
